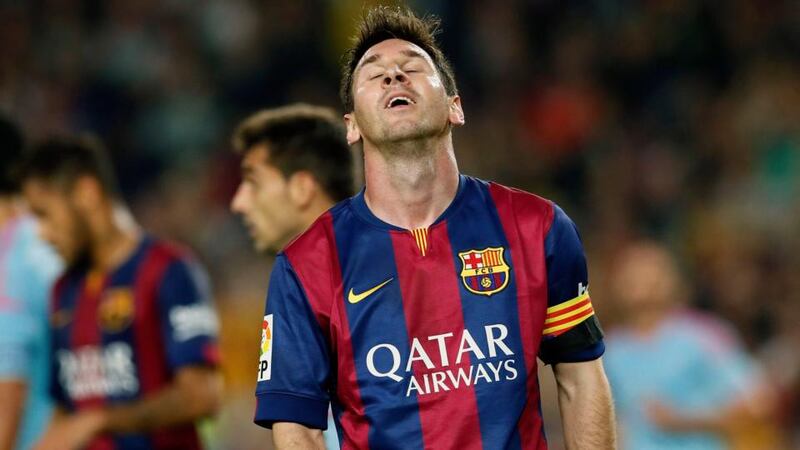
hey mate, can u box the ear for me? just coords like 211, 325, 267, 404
286, 171, 317, 210
70, 175, 103, 210
344, 113, 362, 145
448, 95, 465, 127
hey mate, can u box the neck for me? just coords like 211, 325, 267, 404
89, 202, 141, 272
0, 197, 21, 229
363, 134, 459, 230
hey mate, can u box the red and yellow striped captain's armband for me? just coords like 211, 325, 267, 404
543, 291, 595, 338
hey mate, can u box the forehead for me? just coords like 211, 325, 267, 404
242, 144, 273, 168
356, 38, 436, 72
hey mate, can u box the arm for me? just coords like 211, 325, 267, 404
102, 365, 222, 433
272, 422, 326, 450
553, 358, 616, 450
0, 381, 26, 450
33, 366, 222, 450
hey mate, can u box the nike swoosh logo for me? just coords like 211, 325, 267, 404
348, 278, 394, 304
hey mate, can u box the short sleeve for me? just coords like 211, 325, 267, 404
157, 258, 220, 370
538, 204, 605, 365
254, 255, 331, 431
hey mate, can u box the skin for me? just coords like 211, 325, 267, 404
230, 144, 334, 254
22, 176, 223, 450
273, 38, 616, 450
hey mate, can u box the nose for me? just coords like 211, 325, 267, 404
230, 184, 247, 213
383, 68, 408, 87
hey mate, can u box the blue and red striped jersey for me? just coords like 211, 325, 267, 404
50, 236, 220, 450
254, 175, 604, 449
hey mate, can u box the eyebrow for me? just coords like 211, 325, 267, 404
357, 49, 428, 71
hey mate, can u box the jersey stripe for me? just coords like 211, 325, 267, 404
70, 270, 117, 450
391, 225, 482, 449
329, 210, 423, 449
489, 183, 551, 450
445, 180, 530, 450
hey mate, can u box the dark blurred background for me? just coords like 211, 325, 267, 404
1, 0, 798, 448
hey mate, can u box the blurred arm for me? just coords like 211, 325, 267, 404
272, 422, 326, 450
0, 380, 26, 450
33, 366, 222, 450
553, 358, 616, 450
102, 365, 222, 433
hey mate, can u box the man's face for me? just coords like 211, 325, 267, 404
347, 39, 463, 148
23, 178, 90, 266
230, 145, 304, 254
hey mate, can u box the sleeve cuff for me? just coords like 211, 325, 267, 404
254, 392, 329, 430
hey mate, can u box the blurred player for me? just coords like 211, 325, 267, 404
604, 240, 776, 450
20, 136, 223, 450
0, 117, 61, 450
254, 6, 615, 449
230, 103, 355, 255
229, 103, 355, 449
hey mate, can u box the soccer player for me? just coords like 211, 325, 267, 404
0, 117, 61, 450
230, 103, 355, 255
229, 103, 355, 449
254, 6, 615, 450
20, 137, 223, 450
604, 241, 777, 449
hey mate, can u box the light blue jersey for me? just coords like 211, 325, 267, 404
605, 310, 759, 450
0, 216, 61, 450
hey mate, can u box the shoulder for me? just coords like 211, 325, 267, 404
483, 180, 556, 231
669, 309, 741, 355
283, 201, 349, 266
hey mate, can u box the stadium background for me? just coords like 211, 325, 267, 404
1, 0, 798, 448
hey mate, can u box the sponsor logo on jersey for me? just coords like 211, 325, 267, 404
169, 303, 219, 341
98, 288, 135, 332
348, 278, 394, 304
458, 247, 510, 296
57, 342, 139, 400
366, 324, 519, 397
258, 314, 273, 382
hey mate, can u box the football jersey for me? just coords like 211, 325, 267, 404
50, 236, 220, 450
0, 216, 61, 450
254, 175, 604, 449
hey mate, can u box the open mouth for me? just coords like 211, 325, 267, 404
385, 95, 415, 109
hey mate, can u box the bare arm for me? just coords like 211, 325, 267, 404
553, 358, 616, 450
272, 422, 326, 450
0, 380, 26, 450
33, 366, 222, 450
103, 365, 222, 433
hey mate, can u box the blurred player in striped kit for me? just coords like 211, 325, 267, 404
229, 104, 355, 449
20, 136, 223, 450
0, 117, 62, 450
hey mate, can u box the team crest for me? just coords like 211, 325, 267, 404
98, 288, 135, 332
458, 247, 510, 296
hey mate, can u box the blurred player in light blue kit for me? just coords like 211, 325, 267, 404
604, 240, 777, 450
0, 117, 62, 450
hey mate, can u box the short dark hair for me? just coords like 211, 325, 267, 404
0, 115, 24, 194
232, 103, 355, 202
20, 135, 121, 198
340, 5, 458, 112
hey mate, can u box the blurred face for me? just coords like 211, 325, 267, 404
611, 243, 681, 314
23, 178, 91, 265
346, 39, 463, 149
230, 145, 304, 254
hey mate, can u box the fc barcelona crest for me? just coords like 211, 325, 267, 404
458, 247, 510, 296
